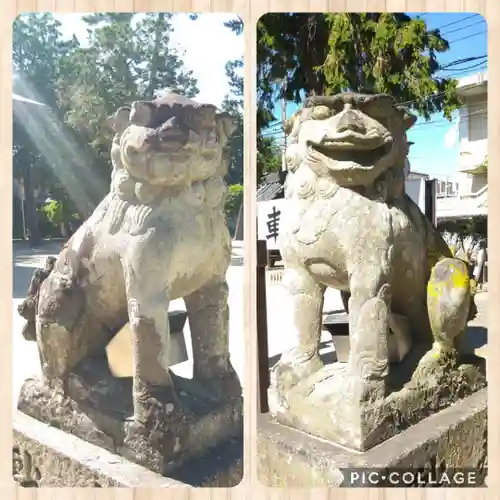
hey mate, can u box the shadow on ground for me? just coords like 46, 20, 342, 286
268, 325, 488, 370
268, 340, 336, 369
464, 326, 487, 351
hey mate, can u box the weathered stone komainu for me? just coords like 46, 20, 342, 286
270, 92, 486, 452
17, 93, 243, 481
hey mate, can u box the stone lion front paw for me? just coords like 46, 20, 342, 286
133, 384, 184, 431
270, 356, 323, 404
125, 386, 188, 465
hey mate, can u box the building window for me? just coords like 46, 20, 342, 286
468, 101, 487, 142
436, 180, 458, 198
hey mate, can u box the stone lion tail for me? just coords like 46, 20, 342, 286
17, 256, 56, 341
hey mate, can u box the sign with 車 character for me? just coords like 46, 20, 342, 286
257, 199, 285, 251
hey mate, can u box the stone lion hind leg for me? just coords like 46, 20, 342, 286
184, 279, 241, 397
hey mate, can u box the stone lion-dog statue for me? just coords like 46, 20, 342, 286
269, 92, 484, 450
19, 93, 240, 433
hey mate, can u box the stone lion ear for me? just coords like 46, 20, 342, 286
129, 101, 156, 127
215, 112, 237, 142
284, 111, 301, 136
106, 106, 131, 135
283, 118, 294, 135
403, 111, 417, 130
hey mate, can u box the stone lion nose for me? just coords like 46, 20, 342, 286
143, 129, 160, 147
158, 117, 188, 143
336, 110, 366, 134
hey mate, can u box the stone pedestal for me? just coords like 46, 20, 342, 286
269, 345, 486, 451
17, 354, 243, 485
258, 389, 487, 487
14, 410, 242, 487
13, 411, 187, 487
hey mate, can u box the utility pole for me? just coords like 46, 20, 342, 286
281, 78, 287, 171
19, 178, 27, 239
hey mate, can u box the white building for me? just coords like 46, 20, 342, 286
435, 72, 488, 220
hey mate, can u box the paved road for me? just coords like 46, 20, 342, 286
264, 271, 344, 366
12, 240, 245, 410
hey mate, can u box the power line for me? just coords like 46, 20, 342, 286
440, 60, 487, 72
440, 18, 485, 36
435, 13, 480, 31
448, 30, 486, 44
440, 55, 487, 69
400, 65, 488, 105
412, 106, 486, 129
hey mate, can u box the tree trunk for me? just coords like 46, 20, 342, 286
234, 200, 244, 241
23, 167, 42, 246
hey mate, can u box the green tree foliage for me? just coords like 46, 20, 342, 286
58, 13, 199, 177
221, 58, 244, 186
220, 16, 244, 187
257, 136, 282, 183
219, 16, 244, 233
40, 199, 72, 227
257, 13, 330, 130
13, 13, 79, 244
224, 184, 244, 235
257, 13, 461, 131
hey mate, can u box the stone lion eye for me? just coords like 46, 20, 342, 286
311, 105, 332, 120
363, 99, 395, 120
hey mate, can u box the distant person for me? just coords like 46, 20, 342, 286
474, 240, 487, 288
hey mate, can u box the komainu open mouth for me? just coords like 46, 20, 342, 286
309, 133, 393, 167
313, 143, 392, 167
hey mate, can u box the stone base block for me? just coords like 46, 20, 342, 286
269, 346, 486, 451
258, 389, 487, 487
14, 411, 242, 487
13, 411, 187, 487
17, 354, 243, 480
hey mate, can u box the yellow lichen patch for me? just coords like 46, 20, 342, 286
470, 278, 477, 297
427, 280, 444, 299
450, 262, 470, 289
427, 260, 470, 299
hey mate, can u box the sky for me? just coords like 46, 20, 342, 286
262, 13, 488, 179
53, 13, 243, 108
